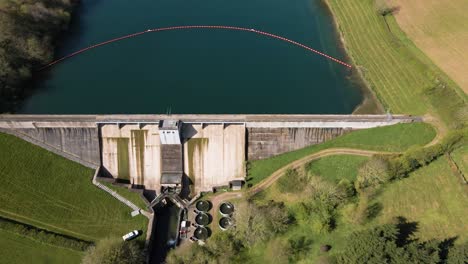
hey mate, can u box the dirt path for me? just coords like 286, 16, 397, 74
248, 148, 389, 195
209, 148, 393, 214
423, 114, 448, 147
208, 122, 443, 209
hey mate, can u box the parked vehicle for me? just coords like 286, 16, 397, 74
122, 230, 140, 241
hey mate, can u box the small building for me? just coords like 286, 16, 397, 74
159, 120, 181, 144
230, 179, 244, 191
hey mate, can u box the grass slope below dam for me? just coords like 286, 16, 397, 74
0, 132, 147, 263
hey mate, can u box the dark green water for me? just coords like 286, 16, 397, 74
20, 0, 363, 114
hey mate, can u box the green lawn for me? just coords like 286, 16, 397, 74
248, 122, 435, 186
0, 229, 83, 264
325, 0, 467, 126
101, 181, 148, 209
306, 155, 369, 183
0, 133, 147, 242
374, 157, 468, 242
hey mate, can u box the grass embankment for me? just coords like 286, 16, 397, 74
325, 0, 467, 127
101, 182, 148, 209
451, 145, 468, 177
248, 122, 436, 186
0, 229, 83, 264
389, 0, 468, 94
0, 132, 147, 244
306, 155, 369, 183
375, 157, 468, 242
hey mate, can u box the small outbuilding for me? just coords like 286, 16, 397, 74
230, 179, 244, 191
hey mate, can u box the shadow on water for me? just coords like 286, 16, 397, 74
149, 200, 182, 264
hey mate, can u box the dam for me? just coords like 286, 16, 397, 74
0, 114, 419, 196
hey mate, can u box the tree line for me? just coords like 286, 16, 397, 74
0, 0, 76, 112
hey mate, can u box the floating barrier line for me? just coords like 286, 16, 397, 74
39, 25, 352, 70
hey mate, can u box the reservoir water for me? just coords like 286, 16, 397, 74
20, 0, 363, 114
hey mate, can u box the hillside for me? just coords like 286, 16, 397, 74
0, 0, 75, 112
389, 0, 468, 94
0, 132, 147, 263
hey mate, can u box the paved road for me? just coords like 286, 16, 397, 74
0, 114, 419, 123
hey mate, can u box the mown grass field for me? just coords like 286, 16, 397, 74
325, 0, 467, 126
0, 132, 147, 242
0, 229, 83, 264
389, 0, 468, 94
248, 122, 435, 185
375, 157, 468, 243
305, 154, 368, 183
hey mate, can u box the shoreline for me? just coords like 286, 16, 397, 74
320, 0, 385, 115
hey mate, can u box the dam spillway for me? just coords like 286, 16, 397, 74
0, 114, 419, 194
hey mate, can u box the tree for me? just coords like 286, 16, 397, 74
374, 0, 397, 16
82, 237, 145, 264
447, 242, 468, 264
355, 157, 391, 191
233, 200, 290, 246
336, 223, 441, 264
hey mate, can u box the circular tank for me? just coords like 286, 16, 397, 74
219, 202, 234, 216
194, 227, 208, 240
219, 217, 233, 230
195, 212, 211, 226
196, 200, 211, 212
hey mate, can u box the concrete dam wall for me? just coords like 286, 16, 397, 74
0, 119, 99, 168
0, 114, 419, 191
247, 127, 346, 160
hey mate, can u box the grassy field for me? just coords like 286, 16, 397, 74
0, 132, 147, 242
306, 155, 369, 183
248, 122, 435, 186
325, 0, 467, 126
0, 229, 83, 264
389, 0, 468, 94
451, 144, 468, 177
101, 181, 148, 209
375, 157, 468, 243
250, 155, 468, 262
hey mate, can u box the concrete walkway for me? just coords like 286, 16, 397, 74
91, 169, 146, 214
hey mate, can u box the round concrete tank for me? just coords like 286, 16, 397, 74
219, 217, 233, 231
195, 212, 211, 226
194, 227, 208, 241
196, 200, 211, 212
219, 202, 234, 216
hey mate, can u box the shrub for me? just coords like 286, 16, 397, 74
374, 0, 397, 16
233, 200, 291, 246
277, 168, 307, 193
355, 157, 391, 191
0, 216, 91, 251
337, 179, 356, 199
82, 237, 144, 264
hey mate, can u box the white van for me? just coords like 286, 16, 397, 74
122, 230, 140, 241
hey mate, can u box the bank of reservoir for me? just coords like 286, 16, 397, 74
21, 0, 364, 114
